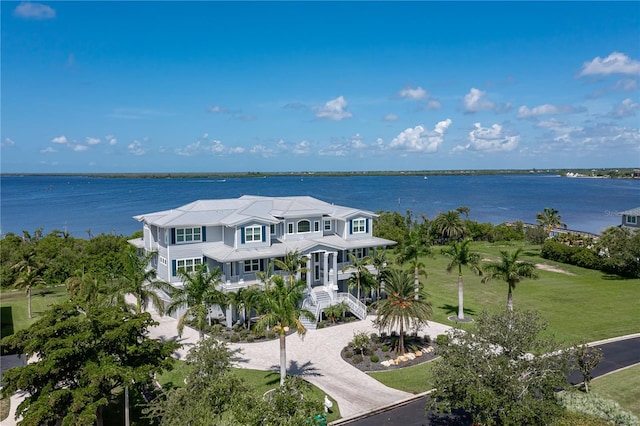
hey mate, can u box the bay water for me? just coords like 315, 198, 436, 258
1, 174, 638, 238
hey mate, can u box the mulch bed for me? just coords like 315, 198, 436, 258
341, 335, 440, 372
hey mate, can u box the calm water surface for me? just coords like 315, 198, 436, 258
1, 174, 638, 237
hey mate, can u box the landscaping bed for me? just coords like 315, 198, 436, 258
341, 332, 441, 372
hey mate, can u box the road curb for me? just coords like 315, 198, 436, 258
329, 390, 435, 425
587, 333, 640, 347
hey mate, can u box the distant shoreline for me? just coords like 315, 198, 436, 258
1, 168, 637, 179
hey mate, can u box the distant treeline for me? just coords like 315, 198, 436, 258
2, 167, 637, 179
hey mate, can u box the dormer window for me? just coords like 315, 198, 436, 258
245, 225, 262, 243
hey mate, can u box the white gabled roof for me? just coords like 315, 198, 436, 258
133, 195, 376, 228
621, 207, 640, 216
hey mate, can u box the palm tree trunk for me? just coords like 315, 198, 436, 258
398, 321, 405, 355
279, 332, 287, 386
27, 287, 32, 319
507, 286, 513, 311
414, 267, 419, 300
457, 274, 464, 320
199, 329, 205, 340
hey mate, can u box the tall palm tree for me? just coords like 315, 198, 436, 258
254, 275, 314, 386
536, 207, 567, 235
12, 251, 44, 319
432, 210, 466, 242
374, 269, 432, 355
441, 239, 482, 320
397, 229, 432, 300
273, 250, 308, 286
341, 253, 373, 301
115, 249, 170, 314
482, 248, 538, 311
370, 249, 388, 300
166, 264, 227, 339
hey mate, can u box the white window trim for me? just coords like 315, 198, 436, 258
314, 221, 320, 232
626, 216, 638, 224
159, 256, 167, 266
287, 223, 294, 234
352, 218, 366, 233
176, 257, 202, 273
176, 227, 202, 244
244, 259, 261, 272
245, 225, 262, 243
297, 220, 311, 233
324, 220, 332, 231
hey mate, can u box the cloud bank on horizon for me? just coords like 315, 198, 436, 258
1, 1, 639, 173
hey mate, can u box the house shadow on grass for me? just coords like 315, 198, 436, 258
438, 304, 476, 318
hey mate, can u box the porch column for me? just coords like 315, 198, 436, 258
332, 252, 338, 290
323, 251, 329, 286
305, 256, 311, 290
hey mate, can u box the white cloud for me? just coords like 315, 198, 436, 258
85, 137, 101, 145
426, 100, 442, 110
579, 52, 640, 77
457, 122, 519, 152
175, 136, 245, 157
517, 104, 585, 118
14, 2, 55, 19
613, 78, 638, 92
293, 140, 311, 155
72, 145, 88, 152
51, 135, 68, 144
314, 96, 352, 120
399, 86, 427, 100
383, 113, 399, 122
2, 138, 16, 148
389, 119, 452, 153
105, 135, 118, 145
40, 147, 57, 153
463, 88, 495, 112
250, 145, 275, 157
605, 98, 639, 119
128, 140, 147, 156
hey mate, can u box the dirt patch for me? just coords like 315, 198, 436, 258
535, 263, 575, 276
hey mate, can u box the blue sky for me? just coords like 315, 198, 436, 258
2, 1, 639, 173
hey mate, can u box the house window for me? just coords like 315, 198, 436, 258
324, 220, 331, 231
352, 218, 366, 233
176, 257, 202, 273
314, 221, 320, 232
626, 216, 638, 225
350, 248, 364, 259
297, 220, 311, 233
159, 256, 167, 266
244, 259, 261, 272
245, 226, 262, 243
270, 224, 276, 234
288, 223, 294, 234
176, 227, 201, 243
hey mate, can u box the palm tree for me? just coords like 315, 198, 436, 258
166, 264, 227, 339
370, 250, 388, 300
536, 207, 567, 235
341, 253, 373, 301
254, 275, 314, 385
374, 269, 433, 355
482, 248, 538, 311
397, 229, 432, 300
117, 249, 169, 315
12, 251, 44, 319
441, 239, 482, 320
273, 250, 308, 286
432, 210, 466, 242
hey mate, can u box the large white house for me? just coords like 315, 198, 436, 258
129, 195, 396, 328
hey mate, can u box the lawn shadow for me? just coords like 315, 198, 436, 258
267, 360, 322, 379
438, 304, 476, 317
601, 274, 631, 281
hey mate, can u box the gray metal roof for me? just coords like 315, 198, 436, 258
133, 195, 377, 227
620, 207, 640, 216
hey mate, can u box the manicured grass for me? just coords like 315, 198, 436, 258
157, 360, 341, 422
367, 359, 438, 394
590, 364, 640, 417
0, 286, 69, 337
412, 242, 640, 343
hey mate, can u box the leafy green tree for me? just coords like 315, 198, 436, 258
441, 239, 482, 320
432, 210, 466, 242
536, 207, 567, 235
596, 226, 640, 278
374, 268, 432, 355
341, 253, 373, 301
1, 303, 178, 426
574, 344, 603, 393
11, 250, 45, 319
429, 310, 575, 426
482, 248, 538, 311
255, 275, 315, 385
373, 210, 410, 244
116, 248, 169, 315
166, 264, 227, 339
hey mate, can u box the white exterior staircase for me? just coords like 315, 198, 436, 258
300, 287, 368, 330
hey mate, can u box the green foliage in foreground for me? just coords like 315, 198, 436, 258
151, 338, 335, 425
556, 391, 639, 426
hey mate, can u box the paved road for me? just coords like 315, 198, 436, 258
342, 336, 640, 426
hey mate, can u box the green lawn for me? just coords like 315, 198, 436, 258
590, 364, 640, 418
157, 360, 341, 422
367, 359, 438, 394
415, 242, 640, 343
0, 286, 68, 339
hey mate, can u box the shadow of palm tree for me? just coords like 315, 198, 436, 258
267, 360, 323, 379
439, 304, 476, 317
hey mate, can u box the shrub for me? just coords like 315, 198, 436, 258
317, 321, 326, 329
556, 391, 639, 426
363, 347, 373, 356
343, 349, 353, 358
229, 334, 240, 343
436, 334, 449, 346
267, 331, 276, 339
423, 335, 431, 344
370, 355, 379, 363
246, 336, 254, 343
370, 332, 380, 343
352, 354, 363, 364
350, 331, 370, 355
381, 345, 390, 352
